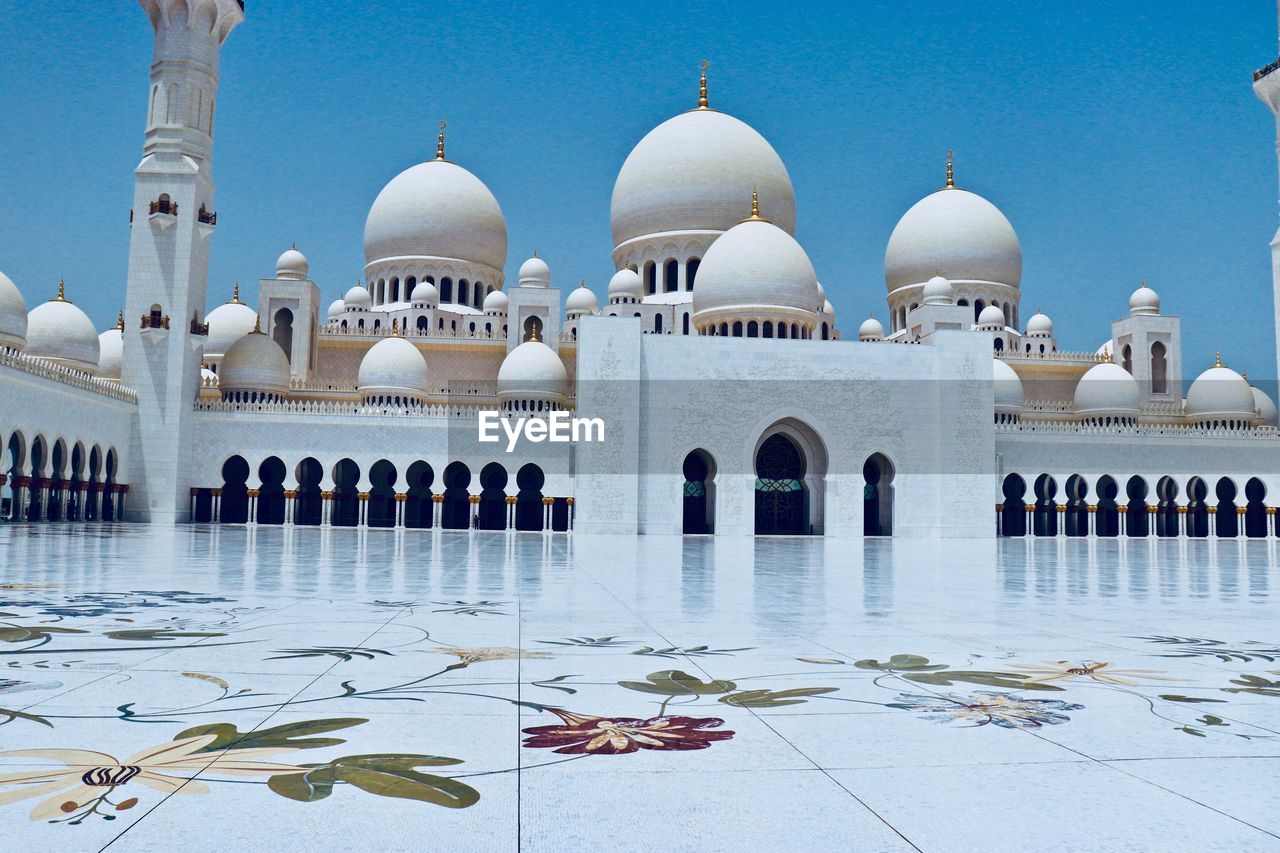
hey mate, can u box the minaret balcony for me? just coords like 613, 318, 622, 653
148, 198, 178, 230
1255, 58, 1280, 82
140, 312, 170, 344
197, 206, 217, 238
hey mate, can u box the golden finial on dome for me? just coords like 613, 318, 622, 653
1215, 350, 1222, 367
228, 281, 242, 304
392, 318, 400, 337
697, 60, 710, 110
743, 186, 770, 223
945, 150, 955, 188
436, 120, 447, 161
529, 323, 541, 343
115, 309, 125, 331
253, 314, 262, 334
54, 279, 67, 303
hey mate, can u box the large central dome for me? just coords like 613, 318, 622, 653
884, 187, 1021, 294
363, 158, 508, 272
610, 108, 796, 249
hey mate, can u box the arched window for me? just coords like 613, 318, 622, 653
974, 299, 985, 323
683, 313, 690, 335
273, 308, 293, 363
644, 261, 656, 295
458, 280, 469, 307
475, 283, 486, 308
763, 321, 773, 338
664, 259, 678, 292
1122, 344, 1132, 374
747, 320, 759, 337
732, 321, 744, 337
687, 258, 700, 290
655, 314, 663, 333
778, 324, 788, 339
994, 338, 1004, 351
821, 322, 829, 340
1151, 341, 1167, 394
390, 277, 400, 303
440, 277, 453, 303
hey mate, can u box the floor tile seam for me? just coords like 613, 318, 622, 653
99, 554, 470, 852
1021, 727, 1280, 841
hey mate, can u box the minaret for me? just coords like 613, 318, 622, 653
1253, 0, 1280, 388
121, 0, 244, 522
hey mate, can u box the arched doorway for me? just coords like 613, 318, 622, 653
478, 462, 508, 530
26, 437, 46, 522
295, 458, 323, 525
1186, 477, 1209, 538
67, 443, 84, 521
1126, 476, 1149, 538
103, 449, 118, 521
1245, 478, 1268, 538
515, 464, 545, 531
1001, 473, 1027, 536
4, 432, 24, 521
47, 440, 66, 521
682, 450, 715, 535
257, 457, 287, 524
331, 459, 361, 527
863, 453, 894, 536
1155, 476, 1179, 537
1095, 476, 1119, 537
85, 445, 100, 521
220, 456, 250, 524
368, 460, 397, 528
441, 462, 471, 529
1215, 478, 1239, 538
404, 461, 434, 528
755, 434, 807, 535
1064, 474, 1088, 537
1033, 474, 1058, 536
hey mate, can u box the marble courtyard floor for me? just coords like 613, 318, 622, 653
0, 527, 1278, 851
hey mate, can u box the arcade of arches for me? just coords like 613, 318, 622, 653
1, 429, 126, 523
998, 472, 1279, 538
194, 456, 572, 531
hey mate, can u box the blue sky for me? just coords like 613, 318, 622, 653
2, 0, 1279, 379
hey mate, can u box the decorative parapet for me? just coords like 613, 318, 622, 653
997, 418, 1279, 439
0, 347, 138, 403
996, 349, 1105, 363
319, 323, 507, 341
193, 398, 515, 419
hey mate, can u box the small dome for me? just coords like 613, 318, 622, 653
205, 297, 259, 357
97, 319, 124, 381
25, 284, 99, 373
344, 285, 372, 309
326, 298, 345, 320
565, 283, 599, 317
1129, 284, 1160, 316
822, 299, 835, 316
816, 280, 826, 301
1096, 340, 1114, 358
518, 254, 550, 287
608, 268, 643, 302
611, 108, 796, 248
364, 158, 507, 273
358, 334, 429, 400
411, 280, 440, 306
498, 339, 568, 404
1252, 386, 1278, 427
691, 216, 820, 322
1185, 360, 1257, 422
885, 187, 1021, 294
0, 271, 28, 349
1074, 361, 1142, 418
275, 245, 309, 280
483, 289, 509, 315
1025, 311, 1053, 337
219, 327, 290, 398
858, 316, 885, 341
977, 304, 1005, 327
922, 275, 954, 305
993, 357, 1024, 415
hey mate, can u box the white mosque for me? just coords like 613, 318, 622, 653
3, 0, 1280, 539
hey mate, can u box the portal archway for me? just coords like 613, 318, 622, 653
368, 460, 398, 528
1000, 474, 1027, 536
681, 449, 715, 534
863, 453, 895, 536
257, 456, 287, 524
442, 462, 471, 529
478, 462, 508, 530
754, 434, 807, 535
515, 464, 545, 531
220, 456, 250, 524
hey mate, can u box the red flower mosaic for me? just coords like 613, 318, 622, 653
521, 709, 735, 755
